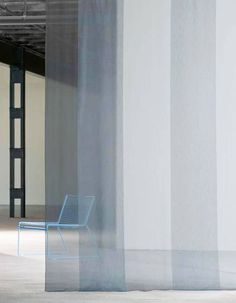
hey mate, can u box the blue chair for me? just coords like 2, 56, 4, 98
17, 194, 95, 256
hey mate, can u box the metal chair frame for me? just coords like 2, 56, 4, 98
17, 195, 95, 257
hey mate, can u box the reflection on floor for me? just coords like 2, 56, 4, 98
1, 205, 236, 303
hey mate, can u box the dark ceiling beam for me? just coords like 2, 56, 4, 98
0, 39, 45, 76
0, 30, 44, 35
0, 15, 46, 25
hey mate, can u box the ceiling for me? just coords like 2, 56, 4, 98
0, 0, 46, 57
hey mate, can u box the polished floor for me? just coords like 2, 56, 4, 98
1, 206, 236, 303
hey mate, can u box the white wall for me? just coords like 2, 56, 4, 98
123, 0, 171, 250
0, 63, 45, 205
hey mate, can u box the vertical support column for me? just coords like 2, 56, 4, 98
9, 48, 26, 218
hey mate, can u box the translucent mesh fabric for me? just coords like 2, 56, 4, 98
45, 0, 79, 291
46, 0, 125, 291
46, 0, 236, 291
76, 0, 125, 290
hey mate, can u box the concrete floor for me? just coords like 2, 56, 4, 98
1, 206, 236, 302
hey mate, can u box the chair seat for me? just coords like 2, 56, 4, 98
19, 221, 54, 230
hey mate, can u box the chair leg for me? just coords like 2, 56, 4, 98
17, 227, 20, 256
57, 227, 68, 254
46, 228, 48, 257
86, 226, 97, 249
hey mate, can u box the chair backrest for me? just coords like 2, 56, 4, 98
58, 195, 95, 226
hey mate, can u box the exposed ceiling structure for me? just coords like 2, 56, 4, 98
0, 0, 46, 57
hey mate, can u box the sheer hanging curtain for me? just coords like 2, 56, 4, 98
45, 0, 79, 291
77, 0, 125, 291
46, 0, 236, 291
46, 0, 125, 291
